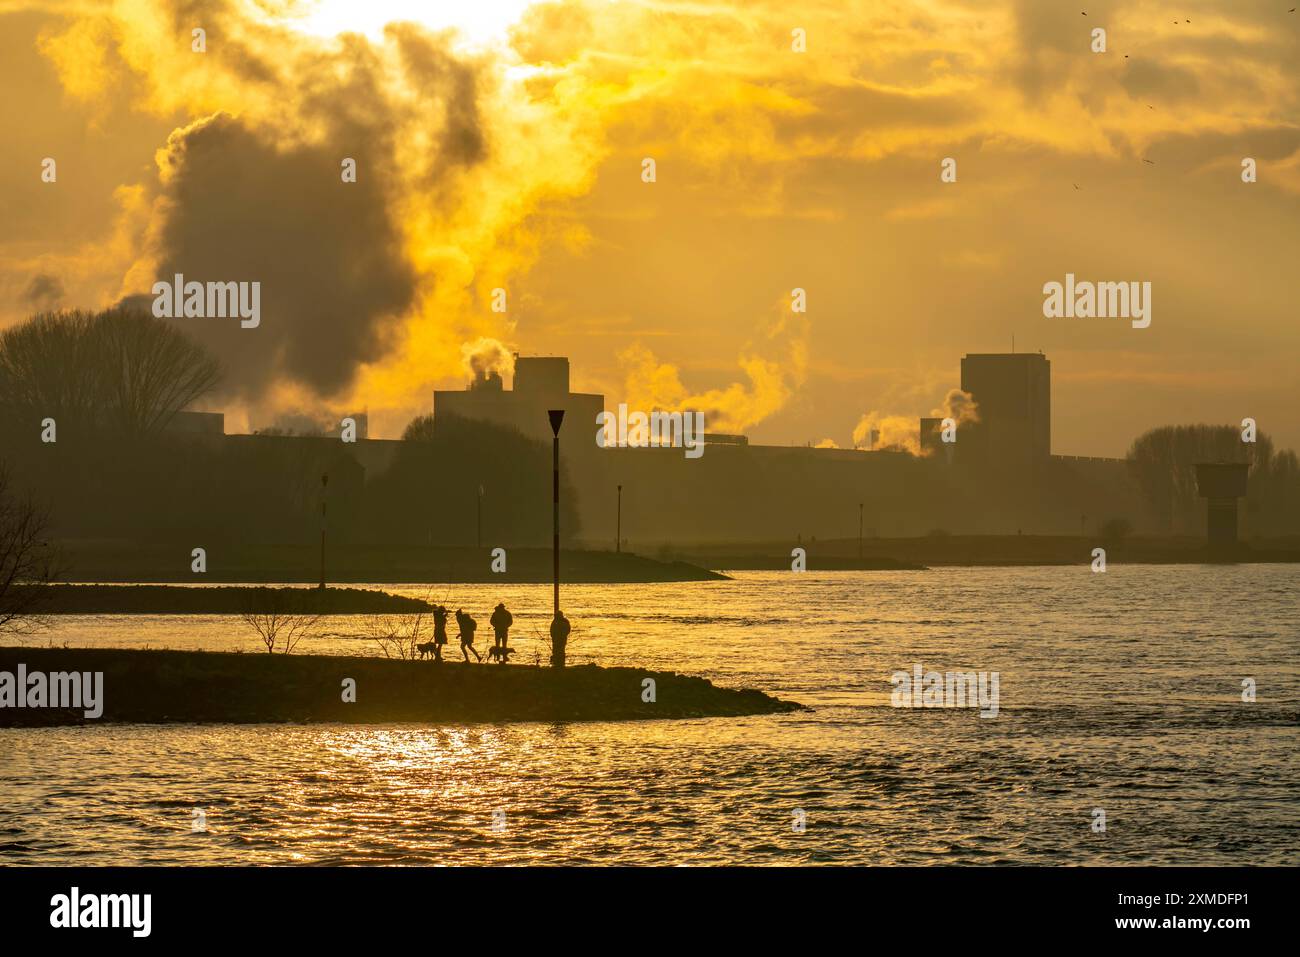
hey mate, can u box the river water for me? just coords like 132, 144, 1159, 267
1, 566, 1297, 865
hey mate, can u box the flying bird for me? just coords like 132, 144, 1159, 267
1143, 158, 1155, 165
1073, 183, 1080, 190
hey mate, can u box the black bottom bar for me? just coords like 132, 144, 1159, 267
0, 866, 1278, 944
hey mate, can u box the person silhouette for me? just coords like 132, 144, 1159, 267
457, 608, 481, 662
550, 611, 571, 668
489, 602, 513, 663
432, 605, 448, 663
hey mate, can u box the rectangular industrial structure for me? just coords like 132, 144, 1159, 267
433, 356, 604, 448
959, 352, 1051, 470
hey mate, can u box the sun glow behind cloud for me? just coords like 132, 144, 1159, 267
6, 0, 1300, 450
282, 0, 540, 48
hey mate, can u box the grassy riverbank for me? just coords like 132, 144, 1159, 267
0, 647, 804, 726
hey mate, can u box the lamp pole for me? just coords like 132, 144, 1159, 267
616, 484, 623, 554
548, 410, 565, 619
319, 472, 329, 590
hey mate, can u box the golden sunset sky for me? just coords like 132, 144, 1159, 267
2, 0, 1298, 455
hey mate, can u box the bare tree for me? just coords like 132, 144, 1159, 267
0, 312, 101, 430
364, 592, 434, 659
0, 467, 60, 638
240, 590, 323, 654
92, 308, 221, 435
0, 307, 220, 437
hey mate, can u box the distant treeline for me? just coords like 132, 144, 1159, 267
0, 308, 581, 548
1126, 425, 1300, 536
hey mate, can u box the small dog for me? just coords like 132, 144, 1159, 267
416, 641, 438, 659
486, 645, 514, 664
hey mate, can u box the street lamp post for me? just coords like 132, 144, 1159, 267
548, 410, 566, 668
616, 484, 623, 554
319, 472, 329, 590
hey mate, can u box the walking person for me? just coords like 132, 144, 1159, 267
432, 605, 449, 663
489, 602, 513, 664
457, 608, 481, 663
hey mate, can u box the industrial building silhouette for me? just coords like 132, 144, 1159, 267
29, 347, 1240, 548
418, 350, 1147, 544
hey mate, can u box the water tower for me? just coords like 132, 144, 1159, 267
1194, 462, 1249, 548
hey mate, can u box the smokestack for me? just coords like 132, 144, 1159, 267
461, 337, 515, 386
